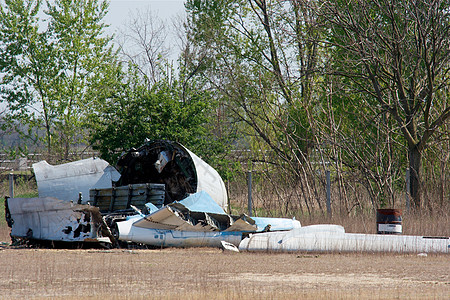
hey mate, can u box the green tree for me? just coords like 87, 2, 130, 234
321, 0, 450, 208
185, 0, 324, 160
0, 0, 120, 160
88, 64, 231, 174
185, 0, 327, 213
83, 7, 237, 179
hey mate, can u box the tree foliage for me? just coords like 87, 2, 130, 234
321, 0, 450, 208
184, 0, 450, 212
0, 0, 120, 160
88, 64, 214, 163
185, 0, 323, 161
84, 9, 237, 179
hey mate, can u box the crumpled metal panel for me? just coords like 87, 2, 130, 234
129, 191, 301, 233
7, 197, 110, 243
224, 217, 258, 232
117, 217, 243, 247
133, 206, 193, 230
33, 157, 121, 203
115, 140, 228, 210
116, 191, 301, 247
131, 192, 257, 233
184, 148, 228, 210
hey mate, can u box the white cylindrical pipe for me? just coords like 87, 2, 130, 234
239, 225, 449, 253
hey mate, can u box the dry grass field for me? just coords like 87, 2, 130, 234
1, 179, 449, 299
0, 227, 449, 299
1, 200, 449, 299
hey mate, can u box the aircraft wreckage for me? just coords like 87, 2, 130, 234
4, 140, 450, 253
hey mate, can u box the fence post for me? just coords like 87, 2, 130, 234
326, 170, 331, 217
247, 171, 252, 217
405, 168, 410, 213
227, 180, 231, 214
9, 172, 14, 198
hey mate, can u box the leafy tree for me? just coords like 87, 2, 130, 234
83, 8, 237, 179
0, 0, 120, 160
184, 0, 329, 213
185, 0, 324, 160
88, 64, 233, 175
321, 0, 450, 208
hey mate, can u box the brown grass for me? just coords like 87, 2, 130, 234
299, 210, 450, 237
0, 247, 448, 299
229, 192, 450, 237
0, 176, 448, 299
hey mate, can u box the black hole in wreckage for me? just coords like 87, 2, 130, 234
63, 226, 73, 234
73, 224, 91, 238
73, 213, 92, 238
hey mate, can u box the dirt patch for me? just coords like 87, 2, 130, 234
0, 247, 448, 299
220, 271, 447, 289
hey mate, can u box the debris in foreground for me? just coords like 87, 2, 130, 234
115, 191, 300, 248
6, 196, 112, 246
4, 139, 450, 253
239, 225, 449, 253
221, 241, 240, 252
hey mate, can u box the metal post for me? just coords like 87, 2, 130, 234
405, 168, 410, 213
247, 171, 252, 217
9, 173, 14, 198
326, 170, 331, 217
227, 180, 231, 214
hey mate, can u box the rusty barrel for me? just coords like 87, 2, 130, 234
376, 209, 402, 234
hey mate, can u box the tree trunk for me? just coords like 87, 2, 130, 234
408, 146, 421, 209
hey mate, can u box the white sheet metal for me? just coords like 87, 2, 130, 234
115, 191, 302, 248
184, 148, 228, 210
239, 225, 450, 253
8, 197, 110, 243
117, 217, 243, 247
252, 217, 302, 232
133, 206, 195, 230
33, 158, 121, 203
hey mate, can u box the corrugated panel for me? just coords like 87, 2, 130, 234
89, 183, 165, 212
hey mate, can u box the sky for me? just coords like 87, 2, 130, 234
105, 0, 186, 62
34, 1, 186, 52
105, 0, 186, 35
0, 1, 187, 111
